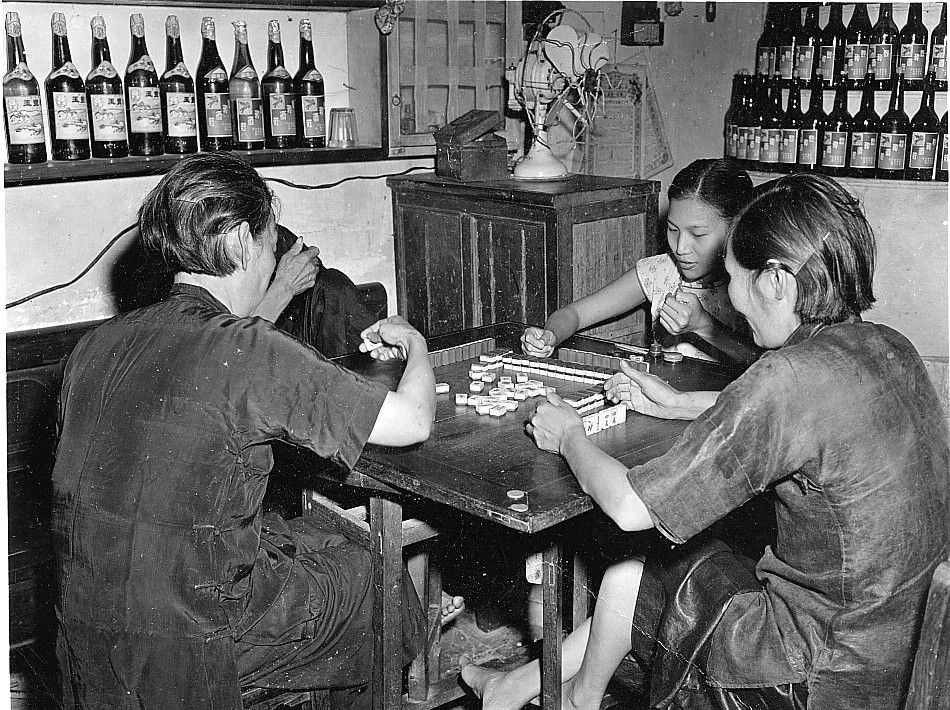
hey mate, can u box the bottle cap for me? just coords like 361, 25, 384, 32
91, 15, 107, 39
300, 18, 312, 41
268, 19, 280, 43
130, 14, 145, 38
201, 17, 215, 39
166, 15, 180, 39
233, 20, 248, 43
52, 12, 67, 36
7, 13, 22, 37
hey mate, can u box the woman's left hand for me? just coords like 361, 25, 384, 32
526, 391, 585, 454
659, 289, 712, 337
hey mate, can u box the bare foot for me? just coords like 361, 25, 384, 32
441, 592, 465, 627
459, 657, 525, 710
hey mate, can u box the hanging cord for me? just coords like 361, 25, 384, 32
5, 165, 432, 310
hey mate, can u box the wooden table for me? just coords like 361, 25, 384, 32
319, 323, 741, 709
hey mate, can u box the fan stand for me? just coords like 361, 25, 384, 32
512, 102, 571, 181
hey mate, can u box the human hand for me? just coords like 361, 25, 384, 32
360, 316, 425, 361
605, 361, 685, 419
658, 289, 713, 337
525, 391, 586, 454
521, 327, 557, 358
271, 237, 321, 299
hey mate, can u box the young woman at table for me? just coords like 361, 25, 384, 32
462, 173, 949, 709
522, 158, 759, 366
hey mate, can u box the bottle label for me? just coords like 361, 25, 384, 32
268, 93, 295, 136
746, 127, 761, 161
845, 43, 869, 80
795, 46, 815, 79
234, 97, 264, 142
725, 123, 736, 157
88, 60, 119, 80
779, 128, 799, 163
4, 61, 34, 82
164, 62, 191, 79
822, 130, 848, 167
301, 95, 326, 138
735, 126, 749, 160
878, 133, 907, 170
268, 66, 292, 80
165, 91, 197, 137
301, 69, 323, 82
128, 55, 156, 74
234, 66, 257, 81
49, 61, 81, 80
908, 131, 938, 169
51, 91, 90, 139
849, 131, 878, 168
4, 95, 45, 145
798, 127, 819, 165
755, 47, 774, 76
203, 93, 231, 137
817, 45, 837, 81
205, 67, 228, 82
899, 43, 927, 80
870, 44, 893, 80
942, 136, 948, 172
760, 127, 781, 163
778, 46, 795, 79
933, 45, 948, 81
128, 86, 162, 133
89, 92, 128, 140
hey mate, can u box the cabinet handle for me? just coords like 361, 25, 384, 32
391, 95, 402, 107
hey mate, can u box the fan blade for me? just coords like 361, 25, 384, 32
579, 32, 610, 72
542, 25, 580, 77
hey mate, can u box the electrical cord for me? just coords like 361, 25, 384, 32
6, 165, 432, 310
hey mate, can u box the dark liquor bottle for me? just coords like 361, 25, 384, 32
849, 73, 879, 177
844, 3, 873, 90
262, 20, 296, 149
817, 2, 846, 88
160, 15, 198, 154
898, 3, 928, 92
937, 111, 948, 181
905, 73, 940, 180
229, 20, 264, 150
755, 4, 780, 78
797, 74, 825, 171
758, 76, 785, 171
745, 74, 770, 169
734, 73, 753, 163
3, 12, 46, 164
929, 3, 947, 91
195, 17, 231, 152
723, 71, 744, 158
820, 74, 851, 176
870, 3, 899, 91
45, 12, 89, 160
776, 4, 800, 88
125, 14, 163, 156
86, 15, 128, 159
794, 3, 820, 87
295, 18, 326, 149
780, 72, 804, 171
876, 69, 910, 179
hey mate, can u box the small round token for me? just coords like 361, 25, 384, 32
509, 503, 529, 513
506, 489, 526, 500
662, 351, 684, 363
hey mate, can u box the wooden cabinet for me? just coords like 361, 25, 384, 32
387, 173, 662, 342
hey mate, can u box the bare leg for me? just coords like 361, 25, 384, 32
460, 557, 645, 710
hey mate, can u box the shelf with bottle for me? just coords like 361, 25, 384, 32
3, 1, 385, 186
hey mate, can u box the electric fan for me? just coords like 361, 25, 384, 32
508, 9, 609, 180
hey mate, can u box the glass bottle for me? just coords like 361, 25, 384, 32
745, 74, 770, 169
86, 15, 128, 159
4, 12, 46, 164
723, 71, 744, 158
758, 75, 785, 171
262, 20, 296, 149
295, 18, 326, 149
794, 3, 820, 88
848, 73, 879, 177
160, 15, 197, 154
876, 69, 910, 179
776, 4, 800, 88
797, 74, 825, 172
820, 73, 851, 176
898, 3, 928, 92
929, 3, 947, 91
817, 2, 846, 88
125, 14, 163, 156
229, 20, 264, 150
870, 3, 899, 91
844, 3, 873, 90
936, 111, 948, 182
195, 17, 231, 151
45, 12, 89, 160
905, 73, 940, 180
734, 73, 752, 163
780, 72, 804, 171
755, 4, 780, 78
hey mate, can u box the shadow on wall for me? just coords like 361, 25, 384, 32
109, 233, 173, 313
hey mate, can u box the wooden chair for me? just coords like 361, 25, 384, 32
904, 560, 950, 710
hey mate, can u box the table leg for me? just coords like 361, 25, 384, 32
540, 542, 563, 710
370, 495, 404, 710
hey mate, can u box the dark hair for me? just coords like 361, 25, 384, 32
667, 158, 754, 222
138, 153, 278, 276
729, 173, 876, 324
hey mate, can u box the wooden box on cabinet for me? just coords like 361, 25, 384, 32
387, 173, 662, 342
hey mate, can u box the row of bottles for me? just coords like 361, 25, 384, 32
3, 12, 327, 164
755, 3, 947, 92
724, 70, 947, 181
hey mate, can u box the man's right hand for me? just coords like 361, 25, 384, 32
521, 327, 556, 358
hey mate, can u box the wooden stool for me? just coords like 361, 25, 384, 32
904, 560, 950, 710
240, 687, 324, 709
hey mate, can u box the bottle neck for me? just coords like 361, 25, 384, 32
889, 75, 903, 111
92, 37, 111, 66
298, 37, 314, 69
860, 78, 875, 111
833, 82, 848, 111
200, 37, 222, 66
808, 81, 823, 112
129, 35, 149, 63
829, 5, 843, 29
267, 41, 284, 71
52, 34, 71, 67
6, 33, 18, 72
787, 86, 801, 112
907, 4, 922, 24
166, 36, 184, 69
232, 38, 254, 73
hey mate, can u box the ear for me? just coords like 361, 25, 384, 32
225, 221, 253, 271
760, 265, 797, 306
